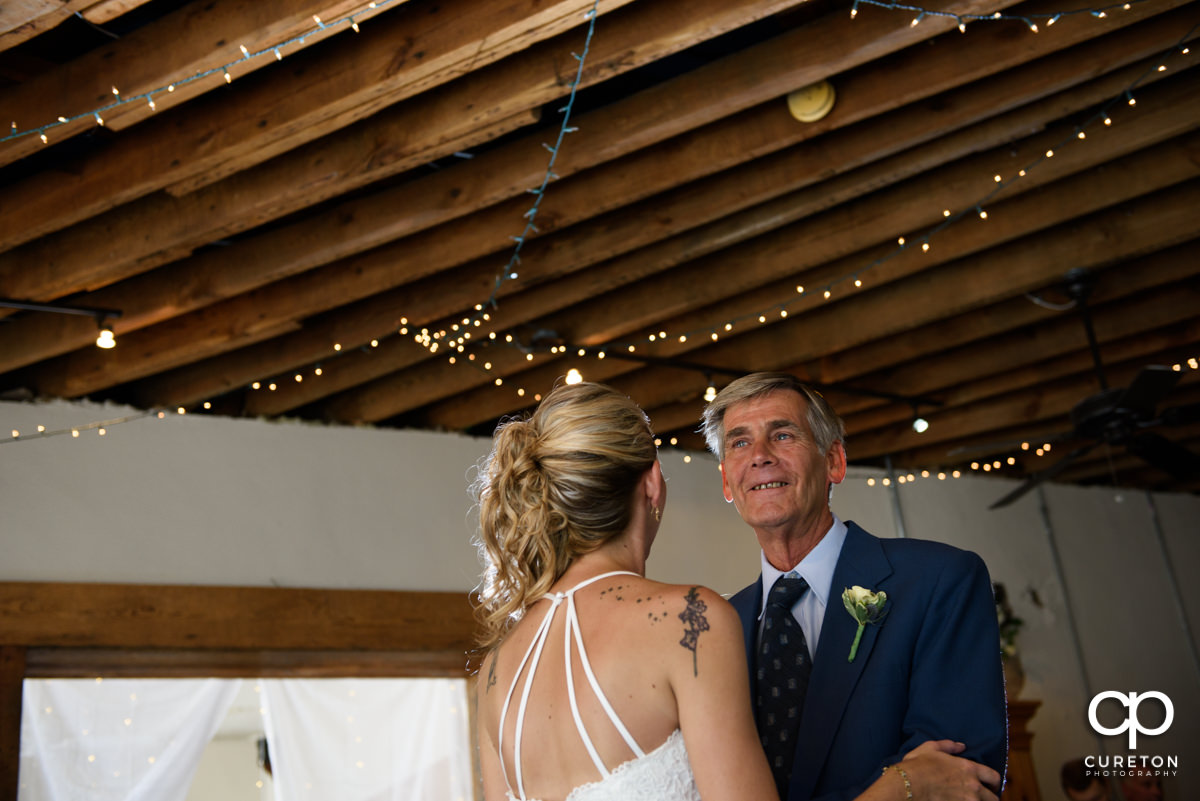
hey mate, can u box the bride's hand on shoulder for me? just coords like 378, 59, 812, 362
896, 740, 1000, 801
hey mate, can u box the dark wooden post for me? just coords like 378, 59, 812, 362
0, 646, 25, 801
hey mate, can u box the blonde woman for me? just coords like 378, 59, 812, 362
473, 382, 999, 801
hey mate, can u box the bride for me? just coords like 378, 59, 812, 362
473, 382, 999, 801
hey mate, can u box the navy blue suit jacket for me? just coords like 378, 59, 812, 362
730, 522, 1008, 801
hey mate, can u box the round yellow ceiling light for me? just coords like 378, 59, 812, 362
787, 80, 836, 122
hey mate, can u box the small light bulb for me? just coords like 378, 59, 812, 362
96, 327, 116, 349
565, 368, 583, 385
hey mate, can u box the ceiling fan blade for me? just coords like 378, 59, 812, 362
1125, 432, 1200, 479
989, 442, 1098, 510
1116, 365, 1179, 415
1161, 401, 1200, 427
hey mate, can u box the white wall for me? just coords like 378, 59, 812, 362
3, 398, 1198, 801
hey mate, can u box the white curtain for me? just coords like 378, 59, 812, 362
18, 678, 241, 801
260, 678, 473, 801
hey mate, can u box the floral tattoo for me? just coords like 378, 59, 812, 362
678, 587, 710, 676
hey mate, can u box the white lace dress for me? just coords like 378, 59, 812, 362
498, 571, 702, 801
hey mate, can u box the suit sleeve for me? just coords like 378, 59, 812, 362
899, 549, 1008, 779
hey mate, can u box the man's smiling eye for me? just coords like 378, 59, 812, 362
774, 431, 793, 440
730, 439, 748, 449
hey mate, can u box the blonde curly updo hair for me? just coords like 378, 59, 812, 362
473, 382, 658, 649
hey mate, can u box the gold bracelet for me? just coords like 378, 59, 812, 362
883, 764, 913, 801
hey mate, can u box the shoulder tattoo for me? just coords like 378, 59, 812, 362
678, 587, 711, 677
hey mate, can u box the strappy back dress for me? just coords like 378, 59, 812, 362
497, 571, 701, 801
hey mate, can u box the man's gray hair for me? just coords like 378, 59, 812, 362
701, 372, 846, 460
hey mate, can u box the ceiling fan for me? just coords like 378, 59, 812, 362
982, 269, 1200, 509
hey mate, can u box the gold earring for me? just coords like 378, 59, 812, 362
652, 506, 662, 523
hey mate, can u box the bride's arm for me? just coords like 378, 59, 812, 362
669, 586, 780, 801
854, 741, 1001, 801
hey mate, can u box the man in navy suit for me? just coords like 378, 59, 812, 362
701, 372, 1007, 801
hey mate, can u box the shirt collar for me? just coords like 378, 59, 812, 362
758, 514, 847, 619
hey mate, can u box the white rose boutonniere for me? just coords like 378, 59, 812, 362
842, 585, 887, 662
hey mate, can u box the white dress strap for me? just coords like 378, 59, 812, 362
498, 570, 642, 799
498, 594, 562, 800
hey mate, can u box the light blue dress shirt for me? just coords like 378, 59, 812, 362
757, 515, 848, 658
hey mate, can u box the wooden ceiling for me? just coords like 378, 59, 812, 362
1, 0, 1198, 505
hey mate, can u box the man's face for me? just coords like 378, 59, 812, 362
1121, 777, 1163, 801
719, 390, 845, 538
1065, 779, 1110, 801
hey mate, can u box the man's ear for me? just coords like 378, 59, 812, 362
827, 440, 848, 485
720, 463, 734, 503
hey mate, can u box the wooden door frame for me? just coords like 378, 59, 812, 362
0, 581, 478, 800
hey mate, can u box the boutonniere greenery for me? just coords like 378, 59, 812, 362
842, 585, 887, 662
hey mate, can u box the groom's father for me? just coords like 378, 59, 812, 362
702, 372, 1007, 801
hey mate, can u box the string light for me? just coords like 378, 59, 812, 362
2, 0, 408, 147
27, 4, 1181, 423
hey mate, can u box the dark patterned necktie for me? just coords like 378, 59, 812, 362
756, 573, 812, 801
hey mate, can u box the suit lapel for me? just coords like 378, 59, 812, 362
789, 524, 892, 801
729, 579, 763, 697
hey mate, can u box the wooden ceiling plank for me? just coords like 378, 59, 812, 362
0, 0, 810, 279
241, 45, 1173, 417
0, 0, 91, 52
79, 0, 156, 25
250, 71, 1200, 420
0, 0, 631, 252
830, 272, 1200, 417
860, 324, 1200, 469
9, 0, 1123, 316
442, 92, 1200, 422
841, 300, 1200, 436
0, 108, 537, 376
51, 22, 1195, 407
844, 334, 1200, 460
644, 254, 1200, 439
419, 176, 1200, 431
0, 0, 400, 165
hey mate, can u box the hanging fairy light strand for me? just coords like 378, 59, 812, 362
849, 0, 1151, 32
409, 0, 601, 362
5, 5, 1193, 444
227, 20, 1195, 416
3, 0, 399, 146
566, 27, 1196, 355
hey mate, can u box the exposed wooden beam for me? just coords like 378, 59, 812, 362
4, 2, 1184, 381
848, 355, 1200, 460
233, 20, 1199, 417
0, 0, 638, 253
67, 17, 1198, 408
843, 306, 1200, 438
0, 0, 91, 52
0, 0, 397, 165
641, 254, 1200, 441
409, 108, 1200, 429
864, 325, 1200, 469
0, 0, 811, 292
